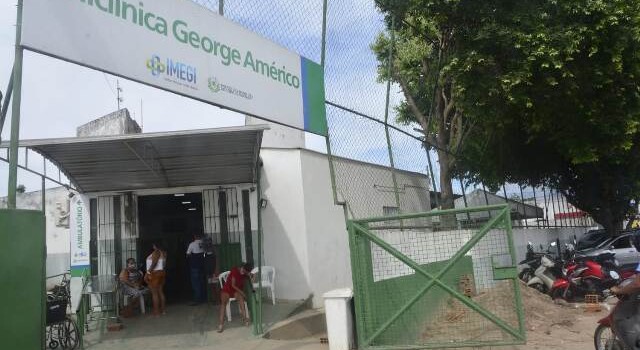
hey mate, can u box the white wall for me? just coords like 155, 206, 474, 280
333, 157, 431, 219
260, 149, 313, 301
246, 117, 305, 149
300, 151, 353, 307
259, 149, 432, 307
0, 187, 72, 277
512, 227, 591, 262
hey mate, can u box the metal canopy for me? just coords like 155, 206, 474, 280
3, 125, 267, 193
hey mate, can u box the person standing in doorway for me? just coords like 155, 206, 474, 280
145, 242, 167, 316
187, 234, 206, 305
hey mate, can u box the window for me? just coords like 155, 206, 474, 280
383, 206, 400, 217
612, 237, 632, 249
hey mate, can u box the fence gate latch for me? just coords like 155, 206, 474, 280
491, 254, 517, 280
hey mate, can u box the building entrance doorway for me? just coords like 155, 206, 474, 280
138, 193, 203, 302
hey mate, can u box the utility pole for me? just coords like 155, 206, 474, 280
140, 99, 144, 131
116, 80, 123, 110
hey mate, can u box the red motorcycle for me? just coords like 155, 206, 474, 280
594, 278, 640, 350
550, 252, 632, 301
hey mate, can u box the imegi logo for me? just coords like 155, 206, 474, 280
145, 54, 197, 85
146, 55, 166, 77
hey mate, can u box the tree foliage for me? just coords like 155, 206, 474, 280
373, 0, 482, 210
454, 0, 640, 234
374, 0, 640, 234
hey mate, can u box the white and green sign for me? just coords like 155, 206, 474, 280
21, 0, 327, 135
69, 195, 90, 277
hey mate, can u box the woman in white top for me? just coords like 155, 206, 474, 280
144, 242, 167, 316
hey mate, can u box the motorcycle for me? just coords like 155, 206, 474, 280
594, 279, 640, 350
551, 252, 625, 301
518, 242, 543, 283
527, 241, 577, 294
527, 253, 563, 294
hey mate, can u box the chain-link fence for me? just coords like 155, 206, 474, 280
187, 0, 595, 230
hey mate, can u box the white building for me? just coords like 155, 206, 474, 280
8, 109, 431, 308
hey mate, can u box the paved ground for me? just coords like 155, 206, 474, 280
82, 301, 327, 350
82, 298, 603, 350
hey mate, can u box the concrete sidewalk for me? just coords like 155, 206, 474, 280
82, 302, 327, 350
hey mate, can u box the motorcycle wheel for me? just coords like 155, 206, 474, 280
551, 288, 574, 301
531, 282, 547, 294
519, 269, 534, 283
594, 324, 624, 350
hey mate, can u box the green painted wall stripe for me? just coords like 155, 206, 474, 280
302, 57, 328, 136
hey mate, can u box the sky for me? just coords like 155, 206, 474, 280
0, 0, 489, 201
0, 0, 329, 195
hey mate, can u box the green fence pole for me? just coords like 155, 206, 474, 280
255, 159, 263, 335
8, 0, 24, 209
41, 176, 45, 213
0, 66, 14, 137
382, 16, 402, 216
504, 203, 527, 341
347, 221, 368, 348
320, 0, 344, 212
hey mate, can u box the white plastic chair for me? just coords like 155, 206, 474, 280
123, 293, 146, 314
251, 266, 276, 305
219, 271, 248, 322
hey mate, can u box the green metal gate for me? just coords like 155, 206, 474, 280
348, 204, 526, 349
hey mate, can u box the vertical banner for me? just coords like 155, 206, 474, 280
70, 194, 90, 277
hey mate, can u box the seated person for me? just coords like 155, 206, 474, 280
119, 258, 148, 317
217, 262, 254, 332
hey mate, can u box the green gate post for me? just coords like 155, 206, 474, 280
347, 221, 368, 348
0, 209, 46, 350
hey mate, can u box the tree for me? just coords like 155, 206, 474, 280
453, 0, 640, 235
372, 0, 481, 210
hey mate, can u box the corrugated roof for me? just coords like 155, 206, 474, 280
2, 125, 267, 193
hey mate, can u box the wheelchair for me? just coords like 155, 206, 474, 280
46, 274, 79, 349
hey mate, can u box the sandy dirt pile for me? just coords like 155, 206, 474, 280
516, 282, 605, 350
421, 281, 603, 349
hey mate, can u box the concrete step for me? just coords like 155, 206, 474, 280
263, 309, 327, 340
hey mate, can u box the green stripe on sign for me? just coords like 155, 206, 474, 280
302, 58, 328, 136
71, 266, 90, 277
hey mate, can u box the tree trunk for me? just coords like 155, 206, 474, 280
594, 207, 624, 237
438, 149, 455, 210
437, 148, 458, 229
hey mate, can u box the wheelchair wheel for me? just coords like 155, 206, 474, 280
61, 318, 79, 350
48, 339, 60, 349
46, 324, 59, 349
